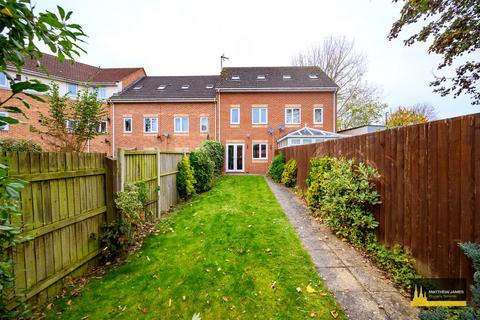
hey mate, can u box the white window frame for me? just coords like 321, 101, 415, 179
285, 107, 301, 124
97, 87, 107, 99
313, 107, 324, 124
230, 107, 240, 125
252, 107, 268, 125
123, 117, 132, 133
252, 143, 268, 160
67, 83, 78, 97
66, 119, 76, 132
144, 117, 158, 133
174, 116, 189, 133
0, 73, 7, 88
98, 121, 108, 133
0, 112, 9, 131
200, 116, 209, 133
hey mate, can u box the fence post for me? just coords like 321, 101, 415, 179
117, 148, 126, 192
156, 148, 161, 218
105, 156, 118, 223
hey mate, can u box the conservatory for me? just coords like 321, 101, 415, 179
277, 126, 346, 149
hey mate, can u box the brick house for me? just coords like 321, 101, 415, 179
111, 66, 338, 174
0, 53, 146, 153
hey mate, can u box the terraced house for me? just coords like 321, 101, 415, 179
1, 55, 339, 174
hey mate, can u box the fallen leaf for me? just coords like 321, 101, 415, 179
46, 303, 54, 310
271, 281, 276, 289
330, 310, 338, 318
192, 313, 201, 320
310, 312, 317, 317
183, 295, 186, 301
67, 300, 72, 305
222, 296, 229, 302
146, 256, 151, 261
306, 285, 317, 293
296, 287, 302, 293
169, 299, 172, 307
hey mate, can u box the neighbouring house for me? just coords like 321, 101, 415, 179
111, 66, 338, 174
0, 53, 146, 153
338, 124, 386, 136
277, 126, 346, 149
0, 54, 340, 174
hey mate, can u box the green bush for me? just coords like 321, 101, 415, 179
200, 140, 224, 175
189, 149, 216, 193
0, 138, 42, 152
176, 155, 196, 199
305, 157, 332, 211
281, 159, 297, 187
267, 153, 285, 182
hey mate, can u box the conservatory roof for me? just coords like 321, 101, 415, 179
277, 126, 347, 142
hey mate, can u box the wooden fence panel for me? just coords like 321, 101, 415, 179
5, 152, 107, 307
281, 113, 480, 284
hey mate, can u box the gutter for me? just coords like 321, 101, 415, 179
110, 98, 216, 103
216, 87, 338, 93
6, 67, 117, 86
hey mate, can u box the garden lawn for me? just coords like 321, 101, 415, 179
48, 176, 346, 319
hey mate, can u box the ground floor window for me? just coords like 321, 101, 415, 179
0, 112, 9, 131
252, 143, 268, 159
144, 117, 158, 133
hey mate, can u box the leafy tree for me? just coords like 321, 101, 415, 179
177, 155, 196, 200
389, 0, 480, 105
386, 104, 436, 127
189, 149, 215, 193
0, 0, 86, 124
292, 36, 387, 130
30, 82, 107, 152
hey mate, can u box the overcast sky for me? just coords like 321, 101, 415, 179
36, 0, 477, 119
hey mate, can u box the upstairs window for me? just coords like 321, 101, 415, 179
181, 84, 190, 90
314, 107, 323, 124
157, 85, 167, 90
285, 107, 301, 124
98, 121, 108, 133
123, 117, 132, 133
252, 107, 267, 125
206, 84, 214, 89
97, 87, 107, 99
230, 107, 240, 124
67, 83, 78, 97
133, 85, 143, 90
257, 75, 266, 80
174, 116, 189, 133
200, 116, 209, 133
0, 112, 9, 131
66, 119, 76, 132
144, 117, 158, 133
308, 74, 319, 79
283, 74, 292, 80
0, 73, 7, 87
231, 75, 240, 80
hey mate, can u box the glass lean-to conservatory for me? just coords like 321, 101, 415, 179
277, 126, 346, 149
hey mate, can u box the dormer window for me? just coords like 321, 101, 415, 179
157, 85, 167, 90
231, 75, 240, 80
308, 74, 319, 79
257, 75, 266, 80
181, 84, 190, 90
133, 85, 143, 90
206, 84, 214, 89
283, 75, 292, 80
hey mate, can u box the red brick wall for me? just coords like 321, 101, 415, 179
120, 68, 147, 89
217, 91, 335, 174
112, 102, 215, 155
0, 89, 112, 153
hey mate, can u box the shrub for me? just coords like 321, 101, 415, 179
200, 140, 224, 175
189, 149, 215, 193
305, 157, 332, 211
267, 153, 285, 182
0, 138, 42, 152
176, 155, 196, 199
281, 159, 297, 187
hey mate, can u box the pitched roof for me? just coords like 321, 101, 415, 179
111, 76, 219, 102
8, 53, 144, 84
217, 66, 338, 91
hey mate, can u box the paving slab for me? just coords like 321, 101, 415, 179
265, 177, 419, 320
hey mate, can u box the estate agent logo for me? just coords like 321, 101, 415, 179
411, 278, 467, 307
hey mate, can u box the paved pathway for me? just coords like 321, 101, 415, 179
265, 178, 418, 320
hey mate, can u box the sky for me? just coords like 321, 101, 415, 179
35, 0, 478, 120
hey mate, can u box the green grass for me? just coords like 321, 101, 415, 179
48, 176, 346, 319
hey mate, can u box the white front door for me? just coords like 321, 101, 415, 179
226, 144, 244, 172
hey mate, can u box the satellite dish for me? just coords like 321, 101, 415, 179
279, 124, 286, 131
268, 128, 274, 135
163, 131, 170, 138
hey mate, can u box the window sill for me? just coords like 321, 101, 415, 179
252, 159, 268, 163
313, 123, 324, 127
174, 132, 189, 135
285, 124, 301, 127
143, 132, 158, 136
252, 124, 268, 128
230, 124, 240, 128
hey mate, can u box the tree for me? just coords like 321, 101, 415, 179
31, 82, 107, 152
292, 36, 387, 130
0, 0, 86, 123
386, 104, 436, 127
389, 0, 480, 105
